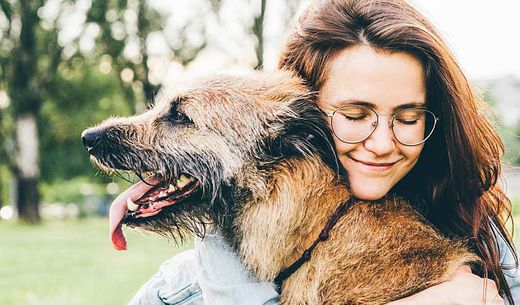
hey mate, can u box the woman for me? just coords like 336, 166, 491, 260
129, 0, 519, 304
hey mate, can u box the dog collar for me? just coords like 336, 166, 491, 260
273, 198, 353, 293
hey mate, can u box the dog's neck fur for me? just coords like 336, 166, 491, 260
235, 154, 350, 281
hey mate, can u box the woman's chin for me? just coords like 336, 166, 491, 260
353, 193, 386, 201
350, 184, 390, 201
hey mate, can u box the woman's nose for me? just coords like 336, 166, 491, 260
363, 118, 396, 155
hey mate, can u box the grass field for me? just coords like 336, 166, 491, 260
0, 218, 192, 305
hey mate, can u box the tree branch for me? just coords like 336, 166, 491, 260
252, 0, 266, 69
0, 0, 12, 22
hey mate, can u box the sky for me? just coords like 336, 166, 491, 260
407, 0, 520, 79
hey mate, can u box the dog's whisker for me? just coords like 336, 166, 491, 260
134, 171, 160, 187
112, 170, 131, 183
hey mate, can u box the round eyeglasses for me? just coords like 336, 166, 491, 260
321, 105, 439, 146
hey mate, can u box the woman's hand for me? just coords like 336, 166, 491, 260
387, 265, 504, 305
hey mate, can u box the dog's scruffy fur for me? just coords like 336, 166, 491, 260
85, 71, 477, 304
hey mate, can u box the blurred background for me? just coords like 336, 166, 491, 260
0, 0, 519, 304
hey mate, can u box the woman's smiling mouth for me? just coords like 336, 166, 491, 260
348, 156, 401, 173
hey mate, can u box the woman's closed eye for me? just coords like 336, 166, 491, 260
338, 108, 371, 121
394, 110, 425, 125
395, 115, 419, 125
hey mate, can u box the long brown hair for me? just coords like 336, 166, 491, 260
278, 0, 517, 302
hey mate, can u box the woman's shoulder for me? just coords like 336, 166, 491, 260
493, 225, 519, 277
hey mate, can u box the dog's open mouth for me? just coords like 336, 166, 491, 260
125, 174, 199, 219
108, 173, 200, 251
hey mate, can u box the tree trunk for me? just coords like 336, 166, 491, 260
9, 1, 42, 223
253, 0, 267, 69
16, 176, 39, 221
14, 114, 40, 222
0, 166, 3, 206
137, 0, 159, 104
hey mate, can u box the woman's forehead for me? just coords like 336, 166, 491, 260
318, 46, 426, 110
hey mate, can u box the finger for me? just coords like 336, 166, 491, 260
492, 295, 504, 305
486, 290, 503, 305
484, 278, 498, 290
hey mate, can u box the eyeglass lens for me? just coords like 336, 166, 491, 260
330, 105, 436, 146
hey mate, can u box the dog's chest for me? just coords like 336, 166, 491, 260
280, 201, 476, 305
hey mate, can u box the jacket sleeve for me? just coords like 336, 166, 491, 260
128, 231, 280, 305
495, 227, 520, 305
127, 249, 204, 305
194, 231, 280, 305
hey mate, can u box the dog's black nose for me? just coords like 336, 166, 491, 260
81, 128, 104, 152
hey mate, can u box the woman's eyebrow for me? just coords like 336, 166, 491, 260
339, 100, 426, 111
393, 102, 427, 111
343, 100, 375, 108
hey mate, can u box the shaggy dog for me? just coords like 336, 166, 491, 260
82, 71, 476, 304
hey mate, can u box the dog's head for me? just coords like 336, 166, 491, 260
82, 70, 338, 249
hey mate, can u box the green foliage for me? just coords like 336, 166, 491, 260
481, 88, 520, 166
0, 165, 9, 206
40, 58, 135, 182
39, 177, 105, 205
495, 118, 520, 166
512, 121, 520, 166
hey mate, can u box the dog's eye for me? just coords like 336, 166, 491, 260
168, 108, 191, 124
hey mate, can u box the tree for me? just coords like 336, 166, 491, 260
251, 0, 302, 69
86, 0, 221, 108
0, 0, 64, 222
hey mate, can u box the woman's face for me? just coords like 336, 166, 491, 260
318, 45, 426, 201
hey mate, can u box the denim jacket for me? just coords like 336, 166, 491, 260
128, 231, 279, 305
128, 229, 520, 305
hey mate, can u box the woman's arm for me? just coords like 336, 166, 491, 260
390, 220, 520, 305
387, 266, 504, 305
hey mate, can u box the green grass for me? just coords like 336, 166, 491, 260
0, 218, 192, 305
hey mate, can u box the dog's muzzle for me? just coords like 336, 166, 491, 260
81, 127, 105, 153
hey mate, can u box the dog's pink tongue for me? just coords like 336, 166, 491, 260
109, 178, 157, 251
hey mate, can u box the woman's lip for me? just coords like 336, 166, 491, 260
349, 156, 399, 167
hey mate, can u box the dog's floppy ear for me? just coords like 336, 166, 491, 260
267, 97, 340, 173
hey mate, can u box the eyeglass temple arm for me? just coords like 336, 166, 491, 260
317, 106, 334, 117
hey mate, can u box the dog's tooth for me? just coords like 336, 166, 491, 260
168, 184, 177, 192
177, 179, 188, 189
158, 191, 166, 198
180, 174, 191, 183
127, 198, 139, 211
